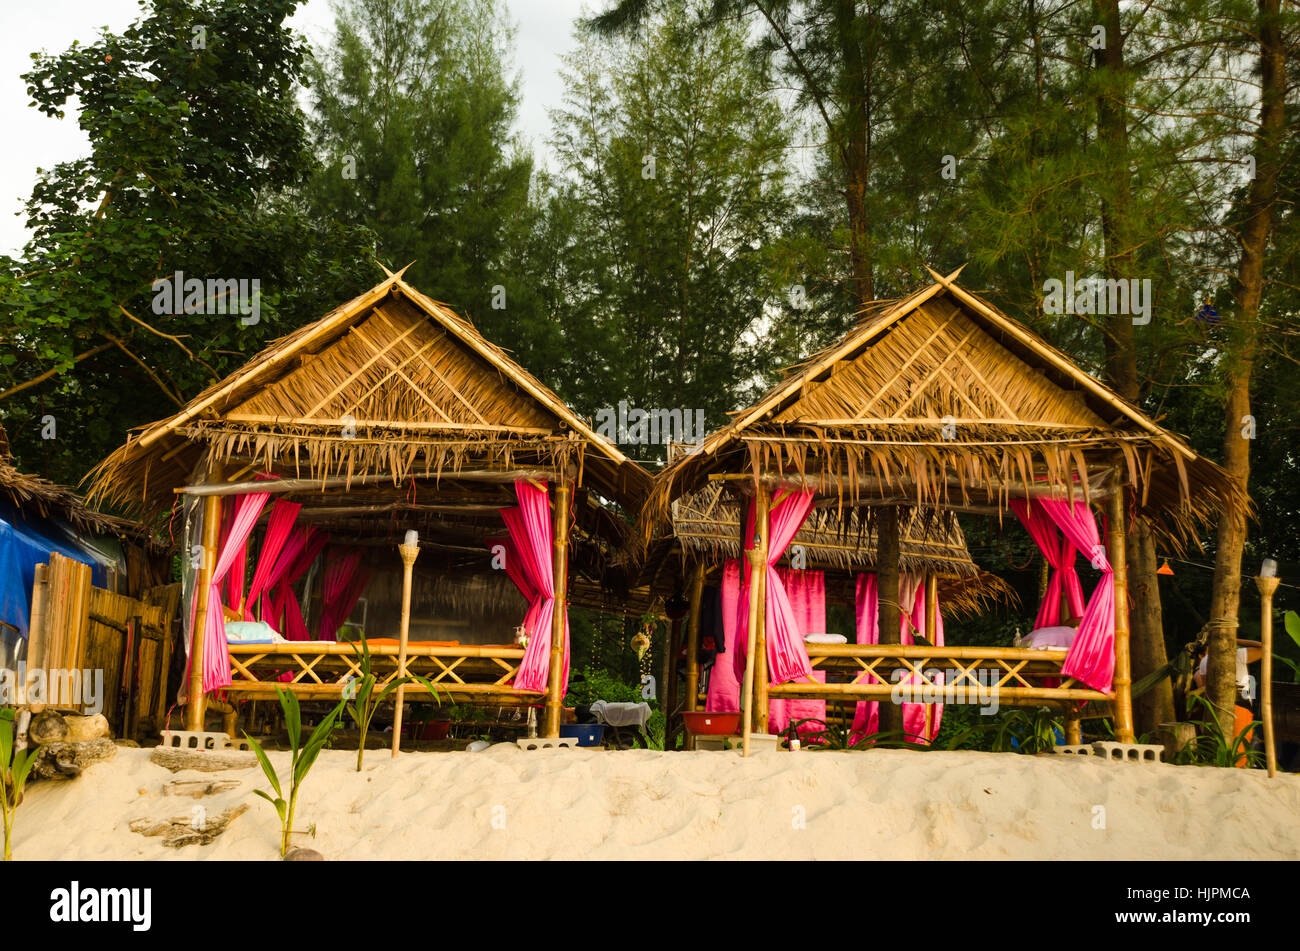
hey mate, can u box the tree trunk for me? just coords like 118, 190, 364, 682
1206, 0, 1285, 725
876, 506, 902, 736
834, 0, 873, 307
1092, 0, 1174, 736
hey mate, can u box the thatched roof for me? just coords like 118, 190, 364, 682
87, 269, 651, 518
672, 483, 979, 576
0, 426, 153, 541
643, 269, 1242, 548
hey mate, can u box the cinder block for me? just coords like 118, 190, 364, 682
1092, 741, 1164, 763
515, 737, 579, 751
1051, 744, 1099, 756
159, 730, 238, 751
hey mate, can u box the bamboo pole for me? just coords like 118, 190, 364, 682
186, 463, 224, 731
1256, 573, 1279, 777
684, 561, 706, 750
924, 573, 937, 742
544, 483, 571, 738
877, 505, 903, 737
1107, 485, 1136, 744
390, 540, 420, 757
176, 470, 560, 496
741, 484, 769, 756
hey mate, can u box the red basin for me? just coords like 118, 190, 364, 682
683, 711, 741, 735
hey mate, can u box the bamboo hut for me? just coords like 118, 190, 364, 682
88, 268, 651, 740
641, 268, 1243, 752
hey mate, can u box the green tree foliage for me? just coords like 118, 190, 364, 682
544, 0, 795, 454
0, 0, 374, 487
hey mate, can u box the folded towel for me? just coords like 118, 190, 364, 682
589, 700, 652, 729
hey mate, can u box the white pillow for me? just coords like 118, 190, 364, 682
224, 620, 284, 643
1018, 626, 1076, 649
804, 633, 848, 644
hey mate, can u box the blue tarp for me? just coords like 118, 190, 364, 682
0, 501, 105, 639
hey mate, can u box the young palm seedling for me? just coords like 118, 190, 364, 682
345, 638, 409, 772
1, 709, 38, 861
245, 687, 344, 857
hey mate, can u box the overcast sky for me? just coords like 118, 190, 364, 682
0, 0, 590, 256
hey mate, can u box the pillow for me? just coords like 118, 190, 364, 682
1018, 626, 1076, 650
224, 620, 284, 643
804, 633, 848, 645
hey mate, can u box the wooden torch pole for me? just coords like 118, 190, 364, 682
1106, 484, 1136, 744
684, 560, 706, 750
1256, 571, 1279, 777
390, 538, 419, 757
741, 483, 769, 757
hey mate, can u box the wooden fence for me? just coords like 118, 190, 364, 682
26, 552, 181, 738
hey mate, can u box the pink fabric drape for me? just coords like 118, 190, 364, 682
1036, 499, 1115, 691
189, 492, 270, 693
731, 490, 816, 686
850, 572, 944, 745
500, 481, 568, 695
705, 560, 743, 712
243, 499, 302, 621
217, 496, 246, 611
317, 547, 370, 641
769, 567, 826, 736
273, 528, 329, 641
1011, 499, 1085, 628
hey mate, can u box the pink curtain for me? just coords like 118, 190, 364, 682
850, 572, 944, 745
243, 499, 302, 621
217, 497, 246, 611
500, 481, 568, 695
272, 528, 329, 641
189, 491, 270, 693
1011, 499, 1085, 628
769, 567, 826, 735
1036, 499, 1115, 692
731, 490, 816, 686
317, 547, 370, 641
705, 560, 742, 712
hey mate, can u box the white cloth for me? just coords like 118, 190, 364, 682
804, 633, 848, 644
589, 700, 652, 729
222, 620, 285, 643
1018, 625, 1076, 650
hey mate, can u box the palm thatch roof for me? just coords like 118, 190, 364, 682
643, 268, 1243, 549
87, 268, 651, 518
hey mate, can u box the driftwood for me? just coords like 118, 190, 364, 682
162, 779, 241, 799
149, 747, 257, 773
27, 710, 68, 745
130, 804, 248, 848
32, 738, 117, 780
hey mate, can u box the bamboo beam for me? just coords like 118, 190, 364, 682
684, 560, 707, 750
754, 486, 770, 736
390, 539, 420, 757
1256, 573, 1279, 777
544, 483, 571, 737
222, 413, 554, 436
176, 470, 560, 496
1107, 484, 1136, 743
708, 471, 1111, 503
186, 462, 224, 731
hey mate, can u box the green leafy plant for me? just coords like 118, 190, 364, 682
245, 688, 345, 857
1174, 694, 1263, 768
1277, 612, 1300, 683
1, 710, 38, 861
345, 639, 409, 771
406, 673, 448, 736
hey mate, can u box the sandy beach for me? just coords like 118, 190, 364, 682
13, 745, 1300, 860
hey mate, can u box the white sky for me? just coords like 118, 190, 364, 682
0, 0, 589, 256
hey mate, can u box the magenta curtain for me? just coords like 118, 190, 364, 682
488, 533, 538, 608
705, 559, 743, 712
769, 567, 826, 735
500, 481, 568, 695
731, 489, 816, 686
273, 528, 329, 641
316, 547, 369, 641
189, 491, 270, 693
217, 497, 246, 611
1011, 499, 1085, 627
243, 499, 302, 621
850, 572, 944, 745
1036, 499, 1115, 691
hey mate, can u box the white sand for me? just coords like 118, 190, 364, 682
13, 745, 1300, 860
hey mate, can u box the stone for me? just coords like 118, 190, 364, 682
32, 738, 117, 780
64, 714, 110, 743
284, 848, 324, 861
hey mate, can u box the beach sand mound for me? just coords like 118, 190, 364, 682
13, 745, 1300, 860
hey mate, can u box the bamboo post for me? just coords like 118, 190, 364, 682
877, 505, 903, 737
741, 484, 769, 756
754, 488, 771, 736
684, 561, 706, 750
1065, 712, 1082, 746
1106, 486, 1135, 744
390, 539, 420, 757
924, 573, 937, 741
544, 482, 571, 738
1256, 572, 1279, 777
186, 464, 224, 731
